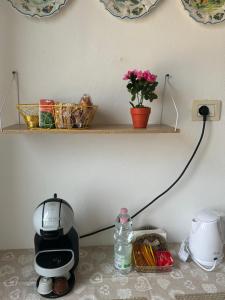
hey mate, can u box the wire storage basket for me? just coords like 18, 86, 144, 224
17, 103, 98, 129
132, 233, 174, 273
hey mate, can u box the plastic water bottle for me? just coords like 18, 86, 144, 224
114, 208, 133, 274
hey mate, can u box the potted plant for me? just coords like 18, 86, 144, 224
123, 69, 158, 128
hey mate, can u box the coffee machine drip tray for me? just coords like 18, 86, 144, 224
35, 249, 74, 278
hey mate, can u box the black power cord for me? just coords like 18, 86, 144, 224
80, 106, 209, 239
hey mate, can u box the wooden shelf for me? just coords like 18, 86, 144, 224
1, 124, 180, 134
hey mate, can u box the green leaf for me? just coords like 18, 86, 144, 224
144, 94, 149, 100
131, 94, 136, 101
127, 83, 133, 89
151, 93, 158, 99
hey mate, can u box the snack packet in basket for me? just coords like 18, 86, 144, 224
54, 102, 64, 129
62, 103, 73, 129
39, 99, 55, 128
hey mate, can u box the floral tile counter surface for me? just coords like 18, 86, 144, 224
0, 244, 225, 300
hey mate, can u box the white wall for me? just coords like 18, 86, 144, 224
0, 0, 225, 249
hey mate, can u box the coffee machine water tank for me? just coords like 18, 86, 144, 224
33, 194, 75, 237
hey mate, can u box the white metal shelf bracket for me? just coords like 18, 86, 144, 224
160, 74, 179, 132
0, 71, 20, 132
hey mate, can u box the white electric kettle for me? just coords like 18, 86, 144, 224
188, 209, 224, 271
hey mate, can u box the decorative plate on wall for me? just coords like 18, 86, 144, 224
100, 0, 160, 19
181, 0, 225, 24
7, 0, 67, 17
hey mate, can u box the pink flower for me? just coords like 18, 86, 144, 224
123, 70, 135, 80
143, 70, 150, 81
136, 70, 143, 79
148, 74, 157, 82
132, 69, 138, 77
123, 69, 157, 82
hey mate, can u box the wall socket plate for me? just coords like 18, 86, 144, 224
192, 100, 222, 121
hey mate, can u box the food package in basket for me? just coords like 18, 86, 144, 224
39, 99, 55, 128
54, 95, 96, 129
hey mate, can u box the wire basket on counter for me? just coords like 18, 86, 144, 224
16, 103, 98, 129
132, 233, 174, 273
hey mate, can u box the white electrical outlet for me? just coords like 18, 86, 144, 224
192, 100, 222, 121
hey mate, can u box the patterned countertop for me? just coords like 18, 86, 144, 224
0, 244, 225, 300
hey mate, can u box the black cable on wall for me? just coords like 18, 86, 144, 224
80, 106, 209, 239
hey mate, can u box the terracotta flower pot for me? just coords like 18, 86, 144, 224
130, 107, 151, 128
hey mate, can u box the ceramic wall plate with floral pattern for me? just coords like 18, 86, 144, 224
100, 0, 160, 19
7, 0, 68, 17
181, 0, 225, 24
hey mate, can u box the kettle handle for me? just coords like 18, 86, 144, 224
219, 216, 225, 244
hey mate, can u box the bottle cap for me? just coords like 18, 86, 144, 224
119, 208, 128, 224
120, 217, 128, 224
120, 208, 128, 214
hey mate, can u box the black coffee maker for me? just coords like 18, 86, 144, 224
33, 194, 79, 298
